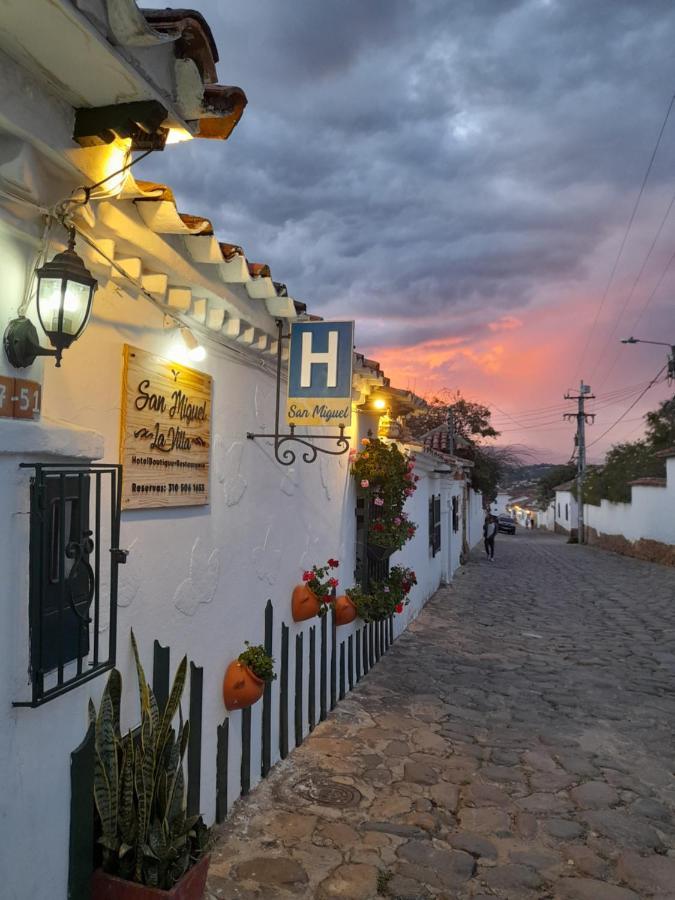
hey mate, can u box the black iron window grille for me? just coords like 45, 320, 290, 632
452, 496, 459, 533
429, 494, 441, 557
14, 463, 127, 708
355, 494, 391, 591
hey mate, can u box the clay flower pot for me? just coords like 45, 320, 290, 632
222, 661, 264, 711
334, 594, 357, 626
91, 854, 210, 899
292, 584, 321, 622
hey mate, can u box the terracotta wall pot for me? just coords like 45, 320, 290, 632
222, 661, 264, 711
334, 595, 357, 626
292, 584, 320, 622
91, 854, 210, 900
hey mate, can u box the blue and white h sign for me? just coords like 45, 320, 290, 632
286, 321, 354, 427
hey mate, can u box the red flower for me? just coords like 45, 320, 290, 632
329, 577, 339, 588
395, 603, 404, 614
414, 475, 420, 482
327, 558, 339, 568
407, 527, 415, 536
373, 522, 385, 532
302, 571, 313, 582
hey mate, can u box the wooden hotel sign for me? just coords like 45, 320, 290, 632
120, 345, 212, 510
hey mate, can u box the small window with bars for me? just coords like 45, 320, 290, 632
15, 463, 127, 708
429, 494, 441, 557
452, 496, 459, 533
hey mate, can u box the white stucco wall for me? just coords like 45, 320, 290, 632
584, 459, 675, 545
0, 16, 475, 895
490, 491, 510, 517
554, 489, 577, 533
537, 501, 555, 530
0, 264, 467, 898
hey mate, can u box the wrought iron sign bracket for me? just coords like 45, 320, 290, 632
246, 320, 350, 466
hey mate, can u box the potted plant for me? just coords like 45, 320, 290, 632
347, 567, 417, 623
223, 642, 276, 710
90, 632, 211, 900
334, 593, 357, 626
292, 558, 340, 621
352, 438, 419, 557
368, 512, 417, 558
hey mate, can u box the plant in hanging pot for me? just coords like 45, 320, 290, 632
368, 511, 417, 557
386, 565, 418, 614
353, 438, 419, 557
352, 437, 414, 507
291, 558, 340, 621
346, 584, 390, 623
90, 631, 212, 900
334, 593, 357, 626
223, 642, 276, 711
347, 567, 418, 623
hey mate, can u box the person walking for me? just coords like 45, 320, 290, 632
483, 513, 497, 561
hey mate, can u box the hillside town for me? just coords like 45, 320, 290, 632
0, 2, 674, 900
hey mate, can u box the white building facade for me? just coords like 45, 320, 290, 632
0, 4, 483, 899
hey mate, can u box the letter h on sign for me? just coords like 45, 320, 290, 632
300, 330, 338, 388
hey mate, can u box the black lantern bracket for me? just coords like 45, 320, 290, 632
3, 316, 59, 368
246, 320, 351, 466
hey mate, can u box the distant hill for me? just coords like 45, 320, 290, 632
499, 463, 559, 490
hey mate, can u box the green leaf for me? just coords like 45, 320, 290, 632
156, 655, 187, 765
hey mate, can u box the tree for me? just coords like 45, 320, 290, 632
535, 464, 577, 505
405, 393, 521, 504
406, 393, 498, 441
582, 441, 664, 505
578, 392, 674, 504
645, 395, 675, 449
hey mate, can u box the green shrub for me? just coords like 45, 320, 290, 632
238, 642, 276, 682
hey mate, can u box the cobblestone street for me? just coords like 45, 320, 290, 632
207, 532, 675, 899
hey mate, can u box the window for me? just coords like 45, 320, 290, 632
452, 496, 459, 533
355, 495, 390, 591
565, 503, 569, 521
557, 502, 561, 517
429, 494, 441, 556
15, 463, 127, 708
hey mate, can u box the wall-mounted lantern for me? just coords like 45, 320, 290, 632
4, 229, 97, 369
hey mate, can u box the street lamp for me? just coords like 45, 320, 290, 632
622, 337, 675, 380
4, 229, 97, 368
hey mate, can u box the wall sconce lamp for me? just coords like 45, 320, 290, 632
372, 396, 387, 411
180, 327, 207, 362
4, 229, 97, 369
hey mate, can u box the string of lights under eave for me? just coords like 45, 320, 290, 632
0, 175, 282, 380
71, 223, 280, 380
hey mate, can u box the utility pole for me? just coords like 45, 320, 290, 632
564, 381, 595, 543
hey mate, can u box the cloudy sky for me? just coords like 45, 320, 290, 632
141, 0, 675, 460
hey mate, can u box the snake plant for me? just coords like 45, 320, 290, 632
90, 631, 210, 889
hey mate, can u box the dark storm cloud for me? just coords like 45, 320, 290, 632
140, 0, 675, 351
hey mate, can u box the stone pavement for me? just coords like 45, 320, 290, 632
206, 532, 675, 899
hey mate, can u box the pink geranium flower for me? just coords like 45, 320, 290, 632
360, 479, 369, 488
374, 497, 384, 506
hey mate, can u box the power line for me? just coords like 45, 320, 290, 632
586, 366, 667, 449
574, 93, 675, 381
489, 380, 657, 428
592, 243, 675, 390
590, 184, 675, 384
